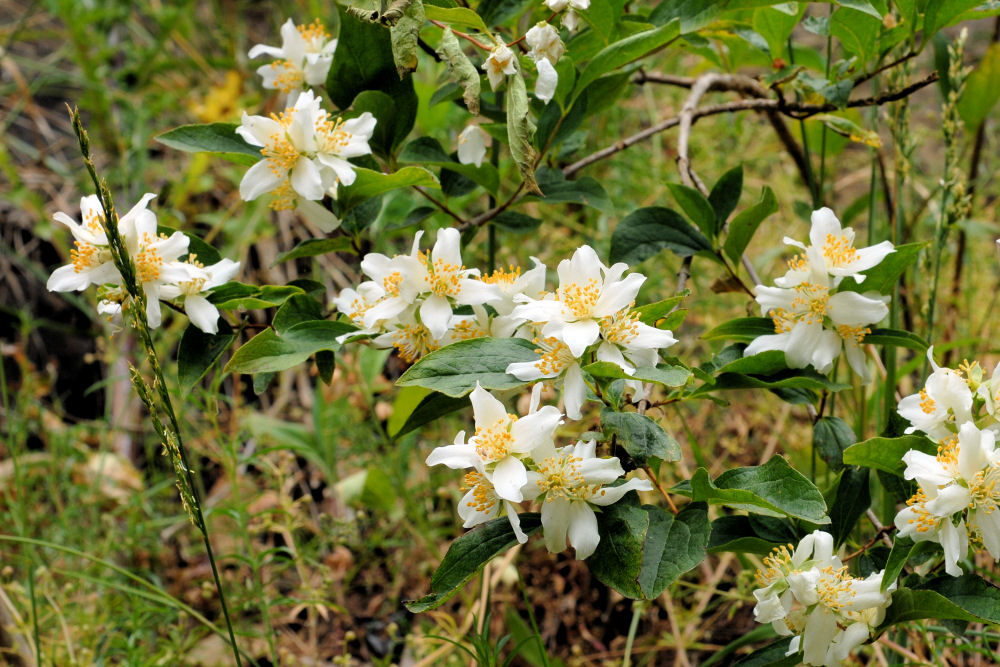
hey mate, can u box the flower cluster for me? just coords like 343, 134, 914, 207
753, 531, 895, 666
237, 90, 376, 214
426, 383, 651, 558
506, 245, 677, 419
249, 18, 337, 101
745, 208, 895, 382
47, 194, 239, 334
894, 350, 1000, 575
333, 232, 678, 419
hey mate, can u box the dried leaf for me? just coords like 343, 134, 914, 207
436, 27, 481, 114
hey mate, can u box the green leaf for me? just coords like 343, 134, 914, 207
813, 416, 856, 472
836, 242, 925, 294
610, 206, 713, 266
708, 165, 743, 233
435, 26, 482, 114
861, 327, 927, 352
958, 43, 1000, 133
753, 6, 805, 58
583, 362, 691, 388
491, 210, 542, 233
387, 386, 468, 438
829, 7, 880, 65
530, 167, 612, 213
667, 182, 717, 239
835, 1, 884, 19
695, 350, 849, 396
672, 456, 830, 523
207, 282, 304, 310
506, 69, 540, 194
842, 435, 935, 475
723, 186, 778, 263
707, 515, 794, 556
328, 5, 417, 149
587, 497, 709, 600
273, 237, 355, 265
881, 536, 937, 593
399, 137, 499, 194
155, 123, 259, 162
336, 167, 439, 213
702, 317, 775, 342
878, 575, 1000, 629
924, 0, 984, 39
600, 409, 681, 465
177, 320, 236, 388
224, 320, 355, 375
633, 292, 688, 325
733, 637, 798, 667
424, 5, 490, 34
573, 20, 680, 104
477, 0, 536, 26
829, 467, 870, 547
405, 513, 542, 612
396, 337, 539, 397
273, 294, 323, 333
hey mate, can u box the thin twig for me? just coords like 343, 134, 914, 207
428, 19, 492, 50
413, 186, 467, 225
643, 464, 678, 514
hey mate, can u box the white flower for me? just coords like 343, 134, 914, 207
456, 125, 489, 168
426, 383, 562, 504
359, 228, 502, 340
237, 90, 376, 209
779, 208, 894, 287
544, 0, 569, 11
507, 336, 588, 419
477, 259, 547, 337
46, 195, 120, 292
753, 531, 895, 667
744, 255, 889, 381
897, 348, 974, 441
596, 308, 677, 375
525, 23, 564, 64
332, 280, 388, 334
534, 58, 558, 103
117, 195, 192, 329
511, 245, 646, 358
159, 258, 241, 334
456, 459, 529, 542
521, 439, 651, 559
895, 421, 1000, 575
978, 361, 1000, 417
484, 42, 517, 91
249, 18, 337, 96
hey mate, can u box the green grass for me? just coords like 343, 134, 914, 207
4, 1, 1000, 664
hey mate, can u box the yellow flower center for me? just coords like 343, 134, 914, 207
836, 323, 870, 344
481, 265, 521, 287
770, 282, 828, 333
536, 452, 594, 501
268, 60, 303, 93
71, 241, 109, 273
419, 251, 464, 298
383, 271, 403, 297
904, 489, 939, 534
919, 388, 936, 414
754, 543, 797, 587
391, 323, 438, 363
823, 233, 859, 268
559, 279, 600, 319
315, 115, 351, 155
135, 232, 169, 283
473, 416, 516, 463
600, 307, 641, 345
532, 336, 574, 376
298, 18, 330, 47
816, 565, 854, 611
461, 471, 498, 514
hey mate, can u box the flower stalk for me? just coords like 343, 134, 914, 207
69, 106, 244, 667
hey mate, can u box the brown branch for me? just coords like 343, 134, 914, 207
564, 73, 938, 178
643, 464, 679, 514
412, 185, 466, 226
428, 19, 491, 50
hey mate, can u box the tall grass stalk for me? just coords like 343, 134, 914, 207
926, 32, 972, 359
69, 107, 243, 667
